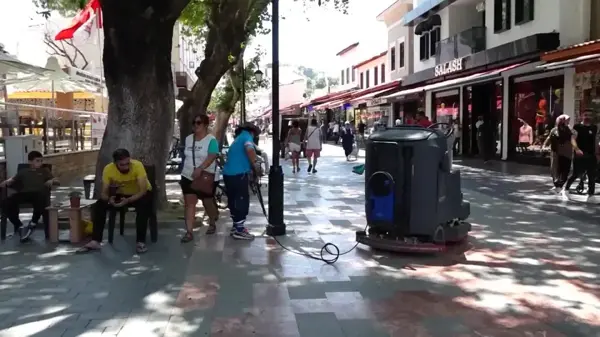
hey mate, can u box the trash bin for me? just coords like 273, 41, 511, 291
363, 125, 470, 243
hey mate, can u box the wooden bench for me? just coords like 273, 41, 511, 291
83, 173, 180, 199
46, 199, 95, 244
0, 163, 53, 240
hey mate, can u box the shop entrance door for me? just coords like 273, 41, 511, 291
469, 82, 498, 158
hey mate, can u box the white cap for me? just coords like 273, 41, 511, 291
395, 119, 401, 125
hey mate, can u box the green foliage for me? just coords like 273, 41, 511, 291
210, 46, 267, 115
297, 66, 335, 98
34, 0, 86, 15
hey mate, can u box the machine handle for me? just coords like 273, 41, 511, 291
428, 122, 454, 139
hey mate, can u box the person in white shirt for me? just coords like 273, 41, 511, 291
304, 118, 323, 173
332, 122, 340, 144
179, 114, 220, 242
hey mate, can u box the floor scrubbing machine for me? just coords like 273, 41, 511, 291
356, 123, 471, 253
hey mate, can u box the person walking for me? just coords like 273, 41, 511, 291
341, 121, 355, 161
305, 118, 322, 174
543, 115, 581, 194
179, 114, 220, 242
332, 121, 340, 144
562, 110, 597, 201
285, 120, 302, 173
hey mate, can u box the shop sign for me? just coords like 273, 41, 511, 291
434, 57, 465, 77
367, 97, 388, 107
66, 66, 103, 89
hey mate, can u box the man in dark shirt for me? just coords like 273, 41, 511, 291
0, 151, 58, 241
564, 110, 599, 201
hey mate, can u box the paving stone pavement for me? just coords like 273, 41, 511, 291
1, 142, 599, 337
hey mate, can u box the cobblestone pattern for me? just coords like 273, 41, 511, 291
0, 144, 598, 336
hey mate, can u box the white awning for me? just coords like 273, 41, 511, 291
537, 53, 600, 70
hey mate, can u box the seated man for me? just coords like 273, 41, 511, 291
79, 149, 152, 254
0, 151, 58, 242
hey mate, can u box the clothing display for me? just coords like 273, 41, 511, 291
518, 124, 533, 145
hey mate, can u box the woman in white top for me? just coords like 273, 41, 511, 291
304, 118, 322, 173
179, 114, 220, 242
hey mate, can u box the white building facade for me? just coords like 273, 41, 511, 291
389, 0, 592, 163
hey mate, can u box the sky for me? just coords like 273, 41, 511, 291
0, 0, 394, 75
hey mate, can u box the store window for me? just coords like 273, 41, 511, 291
432, 89, 460, 125
511, 76, 564, 159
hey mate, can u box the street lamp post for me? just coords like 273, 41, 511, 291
240, 63, 264, 124
266, 0, 286, 236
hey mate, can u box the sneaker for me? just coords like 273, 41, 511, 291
312, 168, 317, 174
232, 228, 254, 240
20, 222, 35, 242
560, 190, 570, 201
551, 186, 561, 193
307, 165, 312, 173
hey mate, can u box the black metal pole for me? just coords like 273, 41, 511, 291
266, 0, 285, 236
241, 58, 246, 124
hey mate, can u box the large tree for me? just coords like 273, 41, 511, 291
40, 0, 347, 203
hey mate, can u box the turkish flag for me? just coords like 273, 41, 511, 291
55, 0, 102, 41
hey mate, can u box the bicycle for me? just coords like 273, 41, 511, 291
213, 148, 266, 210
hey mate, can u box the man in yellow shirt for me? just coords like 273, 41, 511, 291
78, 148, 152, 254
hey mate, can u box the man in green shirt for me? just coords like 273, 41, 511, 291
0, 151, 58, 242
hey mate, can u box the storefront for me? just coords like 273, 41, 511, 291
506, 72, 566, 164
390, 32, 561, 160
376, 90, 425, 123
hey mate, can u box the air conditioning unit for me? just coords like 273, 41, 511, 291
4, 135, 44, 178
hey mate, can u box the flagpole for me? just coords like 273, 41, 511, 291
95, 7, 105, 113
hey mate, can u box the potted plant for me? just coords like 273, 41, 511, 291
69, 191, 82, 208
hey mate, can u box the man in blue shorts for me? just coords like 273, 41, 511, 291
223, 122, 263, 240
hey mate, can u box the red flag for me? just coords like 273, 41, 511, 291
55, 0, 101, 41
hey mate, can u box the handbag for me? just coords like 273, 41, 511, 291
190, 137, 215, 195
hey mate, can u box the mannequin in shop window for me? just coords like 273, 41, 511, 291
535, 93, 547, 141
518, 118, 533, 152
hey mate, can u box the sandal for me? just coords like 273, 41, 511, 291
136, 242, 148, 254
180, 231, 193, 243
206, 224, 216, 235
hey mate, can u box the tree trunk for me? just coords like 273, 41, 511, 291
213, 112, 231, 148
95, 1, 177, 206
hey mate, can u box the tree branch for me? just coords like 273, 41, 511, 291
43, 32, 89, 69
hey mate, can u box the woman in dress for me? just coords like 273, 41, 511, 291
285, 120, 302, 173
179, 114, 220, 242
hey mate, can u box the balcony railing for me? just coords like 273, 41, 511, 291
435, 26, 486, 64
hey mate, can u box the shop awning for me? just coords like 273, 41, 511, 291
537, 53, 600, 70
350, 88, 393, 105
380, 86, 426, 100
301, 88, 357, 108
348, 80, 400, 105
423, 62, 529, 92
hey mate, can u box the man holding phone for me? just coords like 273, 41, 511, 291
78, 148, 152, 254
